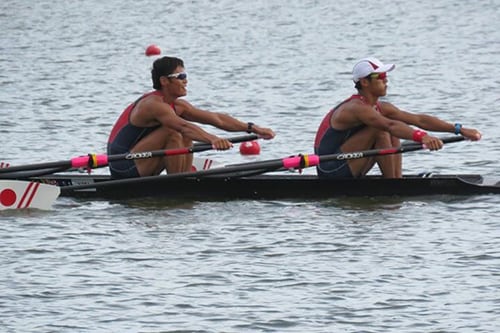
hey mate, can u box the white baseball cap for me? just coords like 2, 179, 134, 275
352, 57, 395, 82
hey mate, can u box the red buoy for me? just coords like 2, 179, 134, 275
145, 44, 161, 56
239, 141, 260, 155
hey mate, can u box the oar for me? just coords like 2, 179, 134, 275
0, 134, 258, 176
61, 135, 465, 192
0, 180, 60, 210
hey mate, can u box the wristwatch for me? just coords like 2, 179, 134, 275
247, 122, 254, 133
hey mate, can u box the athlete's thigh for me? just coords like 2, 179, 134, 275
341, 127, 379, 177
131, 128, 180, 176
341, 126, 380, 152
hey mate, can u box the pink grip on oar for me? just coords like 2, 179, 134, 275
282, 156, 302, 169
71, 154, 108, 168
306, 155, 320, 166
282, 154, 320, 169
94, 155, 109, 167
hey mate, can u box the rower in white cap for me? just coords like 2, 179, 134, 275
314, 57, 482, 179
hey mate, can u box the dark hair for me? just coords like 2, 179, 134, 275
151, 56, 184, 90
354, 75, 373, 90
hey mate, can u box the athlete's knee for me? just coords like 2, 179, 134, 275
374, 130, 392, 145
160, 127, 184, 146
182, 136, 192, 147
163, 130, 193, 150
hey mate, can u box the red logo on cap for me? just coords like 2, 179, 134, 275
368, 61, 379, 70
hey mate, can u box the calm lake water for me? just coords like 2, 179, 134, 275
1, 0, 500, 332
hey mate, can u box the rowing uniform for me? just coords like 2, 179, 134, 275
314, 94, 381, 179
107, 91, 170, 179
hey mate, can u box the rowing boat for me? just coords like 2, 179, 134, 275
2, 135, 497, 210
34, 173, 500, 200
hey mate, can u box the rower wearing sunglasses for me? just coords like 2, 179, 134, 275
107, 56, 275, 179
314, 57, 482, 179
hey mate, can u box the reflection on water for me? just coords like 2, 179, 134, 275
323, 196, 407, 211
124, 197, 199, 210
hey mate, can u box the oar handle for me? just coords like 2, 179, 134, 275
192, 134, 258, 149
101, 134, 258, 166
313, 135, 466, 167
401, 135, 465, 147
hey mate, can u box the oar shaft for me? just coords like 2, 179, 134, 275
101, 134, 257, 166
61, 136, 465, 192
227, 135, 465, 170
0, 134, 258, 175
0, 160, 73, 174
317, 135, 465, 166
